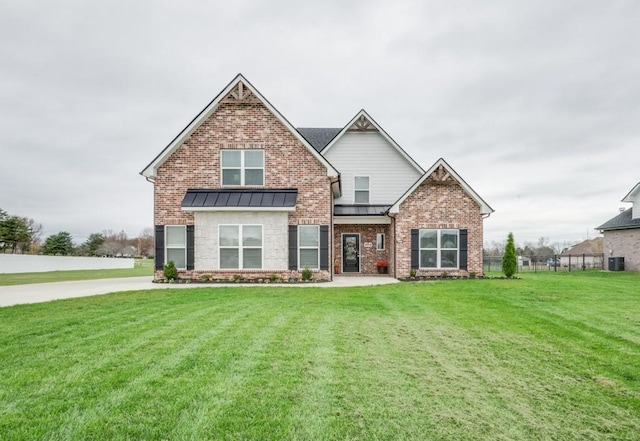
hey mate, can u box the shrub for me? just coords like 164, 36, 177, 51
268, 273, 279, 283
409, 269, 416, 278
198, 274, 211, 282
301, 268, 313, 281
502, 232, 517, 278
163, 261, 178, 280
233, 274, 243, 282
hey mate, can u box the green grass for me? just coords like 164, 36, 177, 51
0, 258, 153, 286
1, 271, 639, 440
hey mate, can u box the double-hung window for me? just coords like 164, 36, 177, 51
298, 225, 319, 270
354, 176, 369, 204
419, 229, 458, 268
219, 225, 263, 269
165, 225, 187, 269
221, 150, 264, 186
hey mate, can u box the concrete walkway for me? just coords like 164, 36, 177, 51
0, 275, 399, 308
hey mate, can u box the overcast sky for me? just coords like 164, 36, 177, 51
1, 0, 639, 247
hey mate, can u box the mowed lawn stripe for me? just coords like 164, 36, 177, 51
0, 273, 639, 440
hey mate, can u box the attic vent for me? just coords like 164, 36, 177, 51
619, 207, 626, 213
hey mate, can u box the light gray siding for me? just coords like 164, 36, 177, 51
194, 211, 289, 270
324, 132, 422, 205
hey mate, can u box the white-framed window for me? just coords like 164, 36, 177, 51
165, 225, 187, 270
376, 233, 385, 251
354, 176, 370, 204
298, 225, 319, 270
221, 150, 264, 186
419, 229, 458, 269
219, 225, 263, 269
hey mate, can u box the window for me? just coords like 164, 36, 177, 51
221, 150, 264, 186
219, 225, 262, 269
298, 225, 319, 270
419, 229, 458, 268
376, 233, 385, 251
165, 225, 186, 270
354, 176, 369, 204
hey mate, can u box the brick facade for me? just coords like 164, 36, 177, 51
393, 174, 484, 277
603, 229, 640, 271
153, 99, 332, 279
333, 224, 392, 275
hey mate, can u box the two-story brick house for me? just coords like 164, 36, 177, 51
141, 74, 493, 280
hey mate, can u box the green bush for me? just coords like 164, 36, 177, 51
163, 260, 178, 280
502, 232, 517, 278
301, 268, 313, 281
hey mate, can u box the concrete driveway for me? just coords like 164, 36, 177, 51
0, 276, 399, 308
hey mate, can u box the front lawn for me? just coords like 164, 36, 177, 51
0, 258, 153, 286
0, 272, 638, 440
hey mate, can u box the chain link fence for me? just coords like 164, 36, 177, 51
484, 253, 605, 273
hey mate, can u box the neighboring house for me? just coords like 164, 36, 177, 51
559, 237, 603, 269
140, 74, 494, 280
597, 182, 640, 271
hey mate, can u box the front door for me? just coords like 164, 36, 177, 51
342, 234, 360, 273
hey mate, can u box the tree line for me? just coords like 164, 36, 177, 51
0, 208, 154, 257
484, 236, 578, 258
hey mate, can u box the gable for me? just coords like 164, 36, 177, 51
140, 74, 338, 179
389, 159, 494, 215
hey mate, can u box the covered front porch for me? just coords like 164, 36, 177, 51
333, 205, 394, 276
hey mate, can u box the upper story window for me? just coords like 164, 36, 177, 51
221, 150, 264, 186
354, 176, 370, 204
419, 229, 459, 269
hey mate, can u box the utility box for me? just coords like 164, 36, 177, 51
608, 257, 625, 271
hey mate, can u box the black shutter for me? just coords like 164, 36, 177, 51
411, 229, 419, 269
288, 225, 298, 270
320, 225, 329, 270
155, 225, 165, 271
459, 229, 468, 270
186, 225, 195, 271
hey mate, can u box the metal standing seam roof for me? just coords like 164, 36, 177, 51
597, 208, 640, 231
181, 189, 297, 209
333, 205, 391, 216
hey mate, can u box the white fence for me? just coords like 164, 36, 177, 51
0, 254, 134, 274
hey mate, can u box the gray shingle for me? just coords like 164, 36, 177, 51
297, 128, 341, 152
597, 208, 640, 230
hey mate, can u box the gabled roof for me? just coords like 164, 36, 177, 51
388, 158, 494, 215
560, 237, 603, 255
622, 182, 640, 202
140, 74, 339, 179
597, 208, 640, 231
320, 110, 424, 174
297, 128, 341, 152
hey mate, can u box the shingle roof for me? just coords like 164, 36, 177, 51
297, 128, 341, 152
560, 237, 603, 255
597, 208, 640, 231
181, 189, 297, 209
334, 205, 391, 216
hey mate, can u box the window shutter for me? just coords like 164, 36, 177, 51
288, 225, 298, 270
411, 229, 419, 269
320, 225, 329, 270
459, 229, 468, 270
186, 225, 195, 271
155, 225, 165, 271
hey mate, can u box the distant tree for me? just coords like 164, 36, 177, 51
42, 231, 74, 256
83, 233, 105, 256
0, 216, 30, 254
502, 232, 517, 278
137, 227, 154, 257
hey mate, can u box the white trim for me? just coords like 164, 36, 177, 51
141, 74, 339, 178
418, 228, 459, 270
622, 182, 640, 202
182, 206, 296, 212
333, 216, 391, 225
354, 175, 370, 204
388, 158, 494, 215
165, 225, 187, 270
298, 225, 320, 270
221, 149, 265, 187
320, 109, 424, 174
341, 233, 361, 273
218, 224, 263, 270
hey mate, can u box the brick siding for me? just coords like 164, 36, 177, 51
333, 224, 392, 275
603, 229, 640, 271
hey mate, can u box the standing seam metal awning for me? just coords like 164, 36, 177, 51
181, 189, 297, 210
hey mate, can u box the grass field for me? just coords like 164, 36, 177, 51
1, 272, 638, 440
0, 258, 154, 286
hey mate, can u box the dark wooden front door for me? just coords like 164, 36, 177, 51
342, 234, 360, 273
